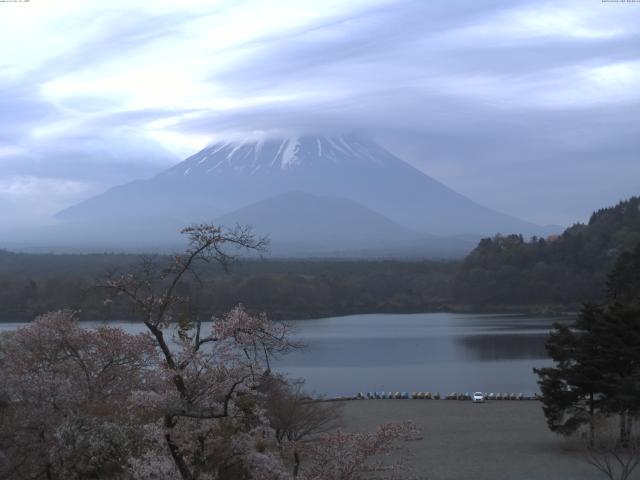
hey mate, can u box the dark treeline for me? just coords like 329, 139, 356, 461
0, 252, 456, 321
453, 196, 640, 310
2, 195, 638, 321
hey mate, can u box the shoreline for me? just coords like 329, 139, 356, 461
0, 307, 577, 323
325, 394, 541, 402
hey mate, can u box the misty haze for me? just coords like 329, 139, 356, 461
1, 2, 639, 480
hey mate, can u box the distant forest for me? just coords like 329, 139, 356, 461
454, 196, 640, 309
1, 196, 638, 321
0, 253, 456, 321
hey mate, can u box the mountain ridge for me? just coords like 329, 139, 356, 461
149, 134, 540, 237
56, 134, 552, 244
213, 190, 473, 257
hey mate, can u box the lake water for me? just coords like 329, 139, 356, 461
0, 312, 567, 396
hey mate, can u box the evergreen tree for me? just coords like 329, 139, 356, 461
607, 243, 640, 307
535, 243, 640, 445
534, 304, 604, 444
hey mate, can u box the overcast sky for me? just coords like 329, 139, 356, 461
0, 0, 638, 228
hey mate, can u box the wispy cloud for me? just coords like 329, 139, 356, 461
0, 176, 92, 228
0, 0, 638, 225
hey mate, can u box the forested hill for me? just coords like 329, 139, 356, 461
1, 196, 638, 321
453, 196, 640, 309
0, 252, 456, 321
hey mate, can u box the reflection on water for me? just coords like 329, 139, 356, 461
455, 334, 549, 361
276, 313, 568, 396
0, 312, 570, 396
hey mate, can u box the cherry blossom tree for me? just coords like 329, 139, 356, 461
0, 224, 424, 480
295, 422, 420, 480
260, 375, 343, 476
103, 224, 295, 479
0, 309, 156, 480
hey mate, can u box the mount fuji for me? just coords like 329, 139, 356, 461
53, 134, 552, 255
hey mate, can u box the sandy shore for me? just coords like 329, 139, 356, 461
340, 400, 612, 480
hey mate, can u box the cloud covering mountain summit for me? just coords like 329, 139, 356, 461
54, 134, 554, 255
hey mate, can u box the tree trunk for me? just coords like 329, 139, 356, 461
165, 431, 194, 480
620, 411, 629, 448
589, 392, 595, 447
293, 450, 301, 478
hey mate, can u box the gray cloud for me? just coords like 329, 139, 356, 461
163, 0, 639, 224
0, 7, 199, 225
0, 0, 638, 227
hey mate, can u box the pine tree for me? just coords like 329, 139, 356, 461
535, 243, 640, 445
591, 302, 640, 446
534, 304, 604, 444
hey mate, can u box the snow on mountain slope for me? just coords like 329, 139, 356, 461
56, 134, 548, 248
164, 136, 394, 176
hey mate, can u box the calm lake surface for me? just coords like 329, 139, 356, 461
0, 312, 568, 396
